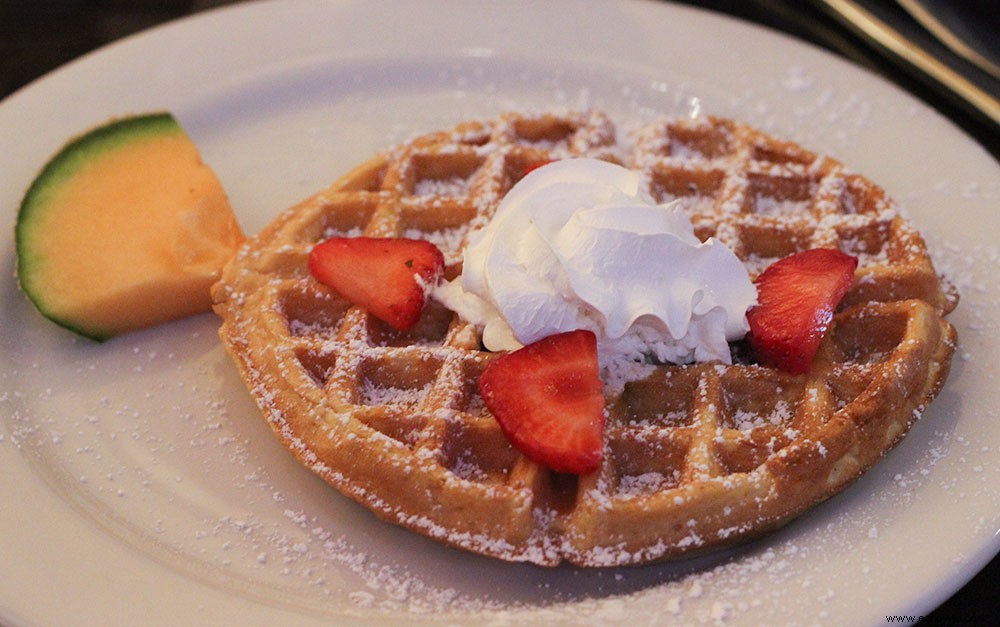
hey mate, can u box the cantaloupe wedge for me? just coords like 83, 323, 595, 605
15, 112, 245, 341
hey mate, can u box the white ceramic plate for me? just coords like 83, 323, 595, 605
2, 1, 998, 624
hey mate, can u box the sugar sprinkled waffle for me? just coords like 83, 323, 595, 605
212, 110, 956, 566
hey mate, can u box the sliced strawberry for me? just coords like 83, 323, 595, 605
308, 237, 444, 332
747, 248, 858, 374
522, 160, 553, 177
478, 330, 605, 474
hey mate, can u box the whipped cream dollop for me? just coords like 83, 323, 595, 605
433, 158, 757, 367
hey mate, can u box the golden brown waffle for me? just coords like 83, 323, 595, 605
212, 110, 957, 566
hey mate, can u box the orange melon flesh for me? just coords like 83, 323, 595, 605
16, 113, 245, 341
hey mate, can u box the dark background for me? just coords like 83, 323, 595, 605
2, 1, 997, 624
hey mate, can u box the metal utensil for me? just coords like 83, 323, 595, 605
896, 0, 1000, 82
814, 0, 1000, 129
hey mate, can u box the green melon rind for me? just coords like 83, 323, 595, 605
15, 112, 183, 342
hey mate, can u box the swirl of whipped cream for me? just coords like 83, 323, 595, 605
433, 158, 757, 367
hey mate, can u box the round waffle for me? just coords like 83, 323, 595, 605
211, 110, 957, 566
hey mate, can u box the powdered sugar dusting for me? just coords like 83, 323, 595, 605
3, 32, 999, 626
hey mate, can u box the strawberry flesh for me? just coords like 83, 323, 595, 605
522, 160, 553, 177
478, 330, 605, 474
308, 237, 444, 332
747, 248, 858, 374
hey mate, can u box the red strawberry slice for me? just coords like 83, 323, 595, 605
478, 330, 605, 474
747, 248, 858, 374
522, 160, 553, 177
308, 237, 444, 332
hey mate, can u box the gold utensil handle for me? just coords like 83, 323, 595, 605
817, 0, 1000, 129
896, 0, 1000, 83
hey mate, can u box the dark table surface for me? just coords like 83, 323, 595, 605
2, 1, 997, 624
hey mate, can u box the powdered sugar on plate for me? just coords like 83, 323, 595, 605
5, 115, 995, 624
2, 3, 999, 621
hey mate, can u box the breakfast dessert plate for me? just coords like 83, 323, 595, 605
1, 1, 998, 624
